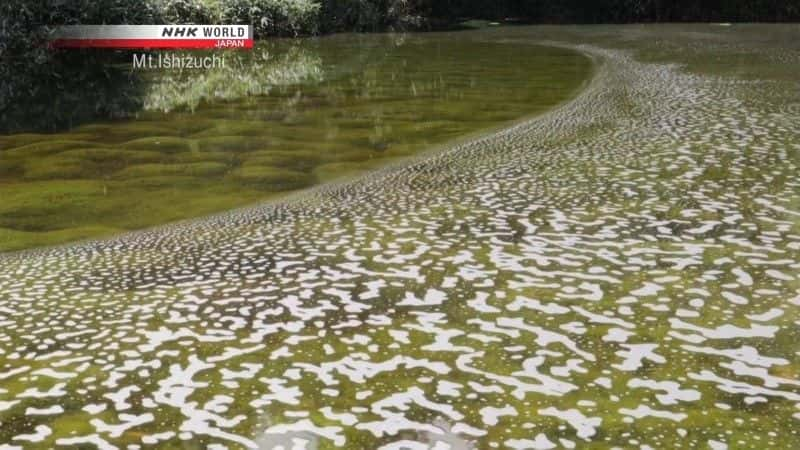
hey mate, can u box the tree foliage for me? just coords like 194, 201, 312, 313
220, 0, 322, 36
319, 0, 424, 32
424, 0, 800, 23
159, 0, 217, 25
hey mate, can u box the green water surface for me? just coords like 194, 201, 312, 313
0, 35, 591, 252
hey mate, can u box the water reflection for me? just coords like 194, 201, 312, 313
0, 51, 146, 134
142, 46, 325, 113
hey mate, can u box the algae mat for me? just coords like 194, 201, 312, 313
0, 24, 799, 449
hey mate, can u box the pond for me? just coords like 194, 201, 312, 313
0, 24, 799, 449
0, 34, 590, 253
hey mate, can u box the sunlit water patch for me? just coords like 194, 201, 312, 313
0, 24, 799, 449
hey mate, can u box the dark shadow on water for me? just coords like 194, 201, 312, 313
0, 0, 168, 133
0, 51, 147, 134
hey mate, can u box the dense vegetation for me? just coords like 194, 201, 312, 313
425, 0, 800, 24
165, 0, 800, 31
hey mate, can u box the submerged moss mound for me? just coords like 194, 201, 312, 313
228, 166, 314, 191
82, 124, 186, 141
115, 162, 230, 179
21, 151, 146, 181
0, 160, 23, 177
0, 134, 51, 150
62, 148, 164, 165
244, 150, 322, 170
0, 181, 107, 232
196, 135, 275, 153
190, 121, 275, 137
22, 158, 89, 181
3, 140, 102, 158
120, 136, 195, 153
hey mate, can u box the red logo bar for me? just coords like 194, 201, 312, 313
50, 25, 253, 50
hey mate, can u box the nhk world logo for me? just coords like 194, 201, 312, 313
50, 25, 253, 49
